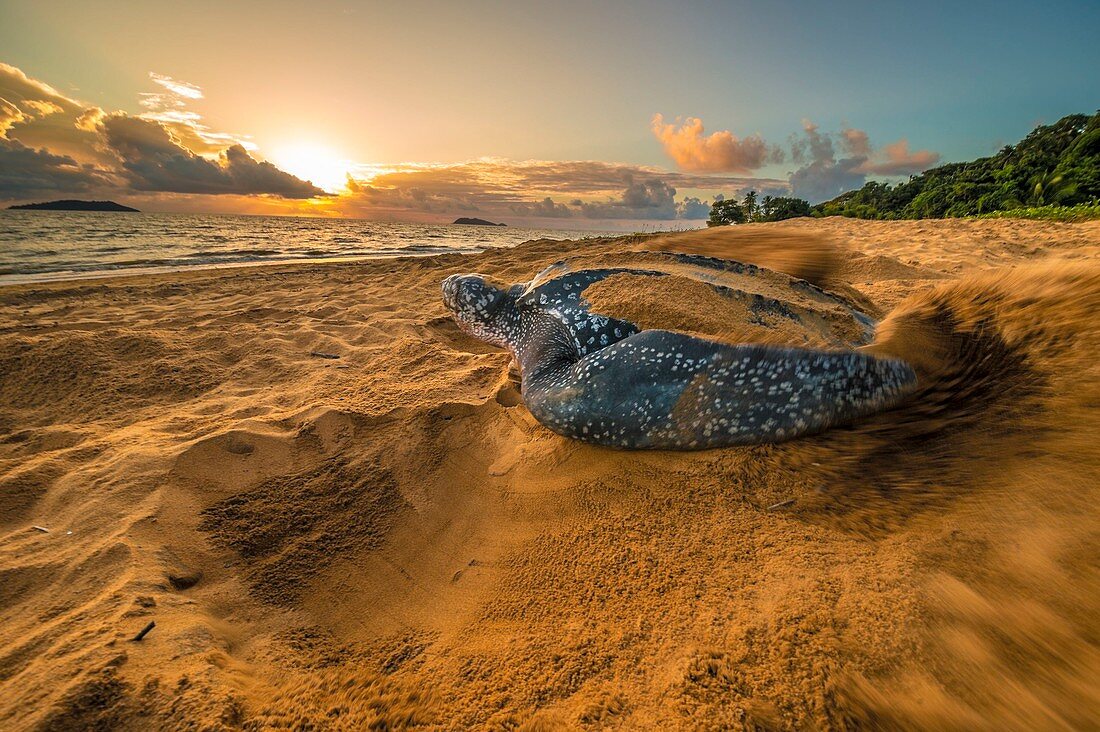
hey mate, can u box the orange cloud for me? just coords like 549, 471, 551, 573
340, 159, 783, 224
839, 127, 871, 157
75, 107, 106, 132
0, 98, 28, 135
859, 139, 940, 175
651, 114, 770, 173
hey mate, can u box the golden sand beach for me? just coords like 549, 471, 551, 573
1, 218, 1098, 729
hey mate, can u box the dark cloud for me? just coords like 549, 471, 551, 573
512, 178, 715, 221
788, 156, 867, 203
791, 120, 836, 166
787, 120, 940, 202
99, 114, 323, 198
0, 63, 323, 201
577, 176, 679, 219
221, 144, 327, 198
676, 196, 711, 219
509, 196, 574, 218
0, 138, 115, 199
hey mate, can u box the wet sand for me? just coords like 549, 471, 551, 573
1, 217, 1098, 729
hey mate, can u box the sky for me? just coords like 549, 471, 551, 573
1, 0, 1098, 228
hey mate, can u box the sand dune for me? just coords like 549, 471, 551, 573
1, 218, 1098, 729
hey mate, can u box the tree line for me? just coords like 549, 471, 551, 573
707, 192, 812, 226
707, 111, 1099, 224
813, 111, 1100, 219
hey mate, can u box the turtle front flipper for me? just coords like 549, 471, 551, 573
523, 330, 916, 450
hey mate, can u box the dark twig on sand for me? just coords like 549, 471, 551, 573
766, 499, 796, 511
309, 351, 341, 359
131, 621, 156, 642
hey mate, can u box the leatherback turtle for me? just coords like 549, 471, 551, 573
442, 252, 916, 449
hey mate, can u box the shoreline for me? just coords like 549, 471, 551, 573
0, 250, 482, 288
0, 210, 624, 288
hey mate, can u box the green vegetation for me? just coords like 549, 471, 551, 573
973, 203, 1100, 222
707, 192, 812, 226
812, 111, 1100, 220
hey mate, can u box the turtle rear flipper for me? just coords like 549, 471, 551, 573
525, 330, 917, 450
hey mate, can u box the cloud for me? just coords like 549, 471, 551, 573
576, 175, 679, 219
787, 121, 940, 202
859, 138, 940, 175
21, 99, 64, 117
139, 71, 255, 154
0, 138, 115, 198
789, 119, 836, 166
839, 127, 871, 157
509, 196, 574, 218
341, 159, 782, 224
677, 196, 711, 219
100, 114, 324, 198
75, 107, 105, 132
0, 62, 103, 163
148, 72, 203, 100
652, 113, 941, 204
0, 63, 322, 202
652, 114, 770, 173
4, 61, 942, 219
0, 97, 27, 135
788, 156, 866, 203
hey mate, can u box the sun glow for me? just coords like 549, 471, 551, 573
268, 143, 352, 194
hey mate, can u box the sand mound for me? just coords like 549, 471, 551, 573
582, 271, 865, 348
1, 219, 1098, 729
638, 224, 843, 285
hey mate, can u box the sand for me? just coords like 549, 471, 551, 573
0, 217, 1098, 730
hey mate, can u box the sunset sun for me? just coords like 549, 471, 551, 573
268, 143, 351, 194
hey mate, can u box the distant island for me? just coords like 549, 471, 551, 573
8, 199, 140, 212
453, 217, 506, 226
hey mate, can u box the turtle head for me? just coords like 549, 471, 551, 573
442, 273, 520, 348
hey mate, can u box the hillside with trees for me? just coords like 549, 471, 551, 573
813, 111, 1100, 219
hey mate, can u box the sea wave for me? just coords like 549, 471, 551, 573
0, 210, 615, 284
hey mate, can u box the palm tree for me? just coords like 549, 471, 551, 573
1027, 172, 1077, 206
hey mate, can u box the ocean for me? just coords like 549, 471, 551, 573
0, 211, 617, 285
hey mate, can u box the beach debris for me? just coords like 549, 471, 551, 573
309, 351, 341, 359
766, 499, 796, 511
131, 621, 156, 642
31, 525, 50, 533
